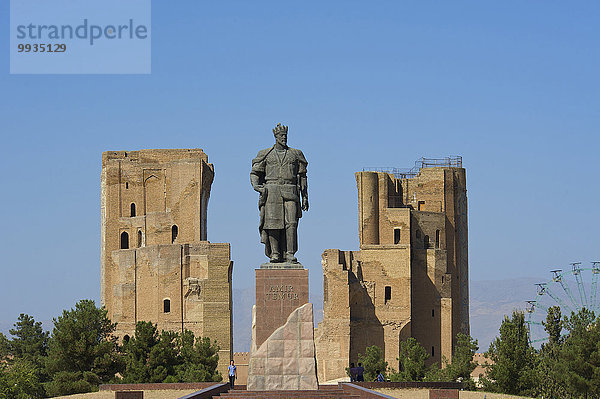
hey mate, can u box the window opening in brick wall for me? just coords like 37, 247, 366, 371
394, 228, 401, 244
385, 286, 391, 304
120, 232, 129, 249
172, 225, 178, 243
163, 299, 171, 313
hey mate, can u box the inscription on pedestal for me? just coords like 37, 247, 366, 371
266, 284, 299, 300
255, 268, 309, 348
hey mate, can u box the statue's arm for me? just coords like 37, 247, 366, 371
299, 173, 309, 211
251, 150, 268, 193
250, 172, 265, 193
296, 150, 309, 211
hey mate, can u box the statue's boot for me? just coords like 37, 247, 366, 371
284, 253, 298, 263
285, 224, 298, 263
268, 230, 281, 262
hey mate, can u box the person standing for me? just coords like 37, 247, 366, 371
356, 362, 365, 382
349, 362, 357, 382
228, 360, 237, 388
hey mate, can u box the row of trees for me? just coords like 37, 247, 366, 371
356, 307, 600, 399
5, 299, 598, 398
0, 300, 221, 399
352, 333, 479, 388
483, 307, 600, 398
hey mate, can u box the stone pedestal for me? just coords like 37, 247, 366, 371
248, 264, 318, 390
254, 266, 309, 349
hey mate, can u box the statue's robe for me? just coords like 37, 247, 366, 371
251, 146, 308, 256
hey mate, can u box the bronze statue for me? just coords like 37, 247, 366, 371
251, 123, 309, 264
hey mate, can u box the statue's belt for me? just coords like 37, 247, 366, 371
265, 181, 297, 185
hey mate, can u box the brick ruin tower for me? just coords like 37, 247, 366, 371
314, 157, 469, 382
100, 149, 233, 376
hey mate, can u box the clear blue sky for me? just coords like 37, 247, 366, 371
1, 1, 599, 340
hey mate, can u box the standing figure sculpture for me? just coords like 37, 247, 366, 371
251, 123, 309, 264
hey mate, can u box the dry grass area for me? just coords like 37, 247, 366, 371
375, 389, 532, 399
375, 388, 429, 399
460, 392, 533, 399
54, 389, 199, 399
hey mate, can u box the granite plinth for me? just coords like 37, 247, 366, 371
247, 303, 318, 390
254, 268, 309, 349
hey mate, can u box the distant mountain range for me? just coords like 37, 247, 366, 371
234, 277, 541, 352
1, 278, 542, 353
469, 277, 539, 351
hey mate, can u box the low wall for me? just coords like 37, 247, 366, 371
100, 383, 218, 391
99, 383, 230, 399
339, 383, 399, 399
177, 384, 230, 399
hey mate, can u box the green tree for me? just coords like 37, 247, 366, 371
0, 332, 9, 361
481, 310, 537, 396
121, 323, 222, 383
0, 314, 49, 398
44, 299, 123, 396
543, 305, 563, 345
0, 363, 8, 399
439, 333, 478, 389
390, 337, 429, 382
172, 332, 221, 382
533, 306, 566, 399
147, 330, 179, 383
8, 314, 49, 364
0, 358, 45, 399
7, 313, 49, 395
121, 321, 160, 383
121, 325, 179, 383
554, 308, 600, 398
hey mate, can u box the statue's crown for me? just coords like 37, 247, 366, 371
272, 123, 288, 135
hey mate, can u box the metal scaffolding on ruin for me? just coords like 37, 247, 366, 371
363, 156, 463, 179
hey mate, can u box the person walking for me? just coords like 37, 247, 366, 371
228, 360, 237, 388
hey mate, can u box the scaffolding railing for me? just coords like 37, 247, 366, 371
363, 156, 462, 179
419, 156, 462, 168
362, 167, 418, 179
